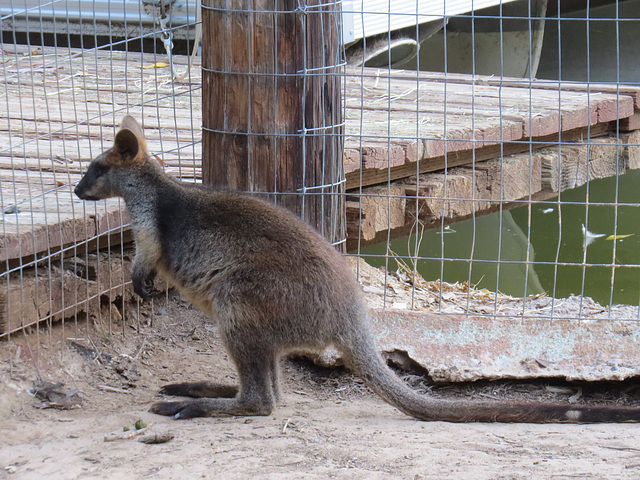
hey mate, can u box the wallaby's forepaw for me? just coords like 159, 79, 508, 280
150, 400, 207, 420
133, 278, 161, 300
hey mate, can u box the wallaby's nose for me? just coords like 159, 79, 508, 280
74, 184, 87, 200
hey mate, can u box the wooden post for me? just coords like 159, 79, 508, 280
201, 0, 345, 248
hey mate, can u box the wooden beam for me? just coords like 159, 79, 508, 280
345, 122, 611, 191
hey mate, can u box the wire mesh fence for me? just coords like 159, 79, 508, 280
0, 0, 204, 342
1, 0, 640, 350
345, 0, 640, 323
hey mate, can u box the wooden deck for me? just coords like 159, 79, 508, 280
2, 44, 639, 264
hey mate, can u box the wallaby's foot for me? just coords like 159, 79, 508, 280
150, 400, 210, 419
159, 381, 238, 398
150, 398, 273, 419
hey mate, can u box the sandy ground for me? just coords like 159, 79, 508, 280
1, 298, 640, 480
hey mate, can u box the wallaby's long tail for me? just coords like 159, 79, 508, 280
343, 335, 640, 423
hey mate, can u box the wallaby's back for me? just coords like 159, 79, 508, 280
74, 116, 640, 423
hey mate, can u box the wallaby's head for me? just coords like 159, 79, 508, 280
74, 116, 154, 201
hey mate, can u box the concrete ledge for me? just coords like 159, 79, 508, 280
369, 309, 640, 383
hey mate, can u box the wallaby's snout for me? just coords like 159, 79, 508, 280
74, 183, 89, 200
74, 165, 105, 201
74, 185, 97, 201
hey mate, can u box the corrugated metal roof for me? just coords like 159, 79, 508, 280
1, 0, 518, 44
0, 0, 195, 24
0, 0, 196, 39
342, 0, 519, 43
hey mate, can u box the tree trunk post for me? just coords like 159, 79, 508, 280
201, 0, 345, 248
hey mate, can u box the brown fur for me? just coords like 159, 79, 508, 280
74, 116, 640, 423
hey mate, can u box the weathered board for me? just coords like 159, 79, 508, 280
342, 71, 636, 188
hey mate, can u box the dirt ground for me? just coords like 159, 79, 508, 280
1, 298, 640, 480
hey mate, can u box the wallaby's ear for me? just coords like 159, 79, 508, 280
109, 116, 148, 166
121, 115, 144, 140
112, 128, 140, 164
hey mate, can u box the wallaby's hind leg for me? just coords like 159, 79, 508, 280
270, 358, 281, 403
159, 381, 238, 399
150, 346, 278, 419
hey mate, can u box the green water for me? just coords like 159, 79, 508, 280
358, 170, 640, 306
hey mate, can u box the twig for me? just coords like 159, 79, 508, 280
104, 423, 153, 442
281, 418, 291, 434
97, 385, 132, 395
478, 392, 501, 401
603, 446, 640, 453
87, 337, 104, 364
132, 338, 148, 361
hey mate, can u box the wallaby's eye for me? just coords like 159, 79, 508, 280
93, 163, 110, 178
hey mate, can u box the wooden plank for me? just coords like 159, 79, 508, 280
0, 99, 201, 128
345, 122, 612, 190
540, 137, 629, 193
0, 46, 204, 264
360, 68, 640, 108
0, 180, 125, 261
0, 212, 92, 262
0, 251, 137, 335
627, 131, 640, 170
0, 136, 196, 167
346, 185, 407, 243
342, 72, 633, 189
345, 71, 631, 128
620, 112, 640, 132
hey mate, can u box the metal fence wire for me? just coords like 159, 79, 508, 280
1, 0, 640, 350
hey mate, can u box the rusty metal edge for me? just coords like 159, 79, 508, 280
369, 309, 640, 383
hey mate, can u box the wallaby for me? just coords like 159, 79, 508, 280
74, 116, 640, 423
